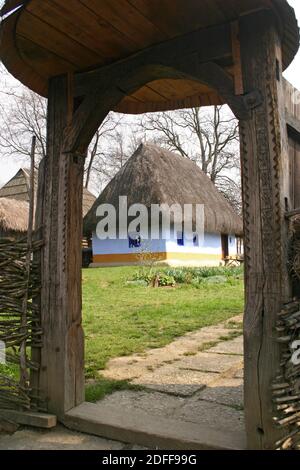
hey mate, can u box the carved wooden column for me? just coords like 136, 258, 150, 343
239, 11, 292, 449
36, 76, 85, 416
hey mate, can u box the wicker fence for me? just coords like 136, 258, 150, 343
0, 237, 43, 412
272, 215, 300, 450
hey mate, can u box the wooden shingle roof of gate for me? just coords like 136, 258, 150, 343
0, 0, 299, 114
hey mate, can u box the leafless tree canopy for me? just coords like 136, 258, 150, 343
0, 66, 241, 213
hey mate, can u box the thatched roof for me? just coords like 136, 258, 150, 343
82, 188, 97, 218
0, 168, 37, 201
84, 143, 243, 236
0, 168, 96, 218
0, 197, 29, 233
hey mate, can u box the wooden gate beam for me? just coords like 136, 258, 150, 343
36, 76, 85, 416
65, 58, 258, 154
62, 18, 264, 154
74, 22, 233, 98
239, 10, 292, 449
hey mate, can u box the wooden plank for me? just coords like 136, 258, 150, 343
63, 402, 246, 450
74, 21, 233, 97
132, 84, 167, 102
231, 21, 244, 95
0, 410, 56, 429
239, 10, 292, 449
30, 158, 45, 401
17, 10, 102, 68
17, 36, 77, 80
115, 92, 223, 114
81, 0, 168, 47
0, 6, 48, 97
37, 76, 85, 416
142, 78, 212, 101
128, 0, 225, 37
28, 0, 137, 61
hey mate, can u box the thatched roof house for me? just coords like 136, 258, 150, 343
0, 168, 96, 218
84, 143, 243, 267
0, 197, 29, 239
0, 168, 37, 201
84, 143, 243, 236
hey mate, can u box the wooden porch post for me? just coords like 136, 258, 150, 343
37, 75, 85, 416
239, 12, 292, 449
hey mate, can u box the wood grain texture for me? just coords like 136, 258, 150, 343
1, 1, 298, 101
37, 76, 84, 416
240, 11, 292, 449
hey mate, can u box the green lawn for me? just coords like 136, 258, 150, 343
0, 266, 244, 403
83, 266, 244, 383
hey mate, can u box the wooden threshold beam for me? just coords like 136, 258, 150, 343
63, 402, 246, 450
0, 409, 57, 429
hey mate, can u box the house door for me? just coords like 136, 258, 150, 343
221, 234, 229, 260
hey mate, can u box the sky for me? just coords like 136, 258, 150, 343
0, 0, 300, 187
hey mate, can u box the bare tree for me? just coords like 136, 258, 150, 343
0, 64, 242, 209
89, 128, 143, 190
139, 106, 241, 213
0, 85, 47, 164
84, 114, 124, 189
0, 66, 125, 191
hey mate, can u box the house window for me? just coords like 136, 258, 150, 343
177, 232, 184, 246
128, 234, 141, 249
193, 234, 199, 247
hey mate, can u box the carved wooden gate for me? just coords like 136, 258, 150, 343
1, 0, 300, 450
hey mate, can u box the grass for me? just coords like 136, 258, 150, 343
1, 266, 245, 402
83, 266, 244, 382
85, 377, 143, 403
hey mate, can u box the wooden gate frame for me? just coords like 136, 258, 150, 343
31, 10, 297, 449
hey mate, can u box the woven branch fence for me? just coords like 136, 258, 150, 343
272, 215, 300, 450
0, 237, 44, 412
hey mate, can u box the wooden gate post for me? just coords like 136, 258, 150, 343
36, 75, 85, 416
239, 11, 292, 449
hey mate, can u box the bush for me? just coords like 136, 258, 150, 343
132, 265, 243, 287
165, 266, 243, 284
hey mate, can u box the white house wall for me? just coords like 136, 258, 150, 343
91, 231, 240, 267
166, 232, 223, 267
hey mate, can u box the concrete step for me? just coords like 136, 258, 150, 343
62, 402, 247, 450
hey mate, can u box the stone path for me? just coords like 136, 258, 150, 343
99, 315, 245, 434
0, 315, 244, 449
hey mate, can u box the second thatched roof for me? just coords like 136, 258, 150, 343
0, 168, 96, 219
0, 197, 29, 233
84, 143, 243, 236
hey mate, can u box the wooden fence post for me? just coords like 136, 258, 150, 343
239, 11, 292, 449
37, 75, 85, 416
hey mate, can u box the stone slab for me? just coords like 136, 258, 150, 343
176, 352, 243, 373
99, 390, 185, 419
196, 377, 244, 409
207, 336, 243, 355
133, 365, 218, 396
173, 398, 245, 434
